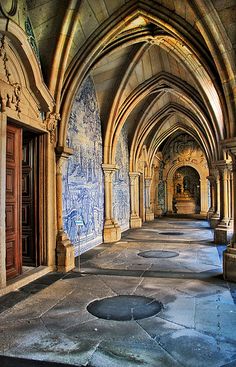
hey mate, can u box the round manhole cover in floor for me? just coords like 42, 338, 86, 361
159, 232, 184, 236
138, 250, 179, 258
87, 295, 162, 321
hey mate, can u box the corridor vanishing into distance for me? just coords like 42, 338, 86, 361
0, 217, 236, 367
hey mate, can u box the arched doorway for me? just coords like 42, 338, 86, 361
173, 166, 200, 214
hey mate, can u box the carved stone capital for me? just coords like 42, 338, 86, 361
206, 175, 216, 184
144, 177, 152, 186
55, 145, 73, 175
45, 112, 60, 144
129, 171, 139, 184
102, 164, 117, 180
221, 138, 236, 158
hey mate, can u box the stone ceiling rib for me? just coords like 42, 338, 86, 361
26, 0, 234, 152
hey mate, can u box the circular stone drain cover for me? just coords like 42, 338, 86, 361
138, 250, 179, 258
159, 232, 184, 236
87, 295, 162, 321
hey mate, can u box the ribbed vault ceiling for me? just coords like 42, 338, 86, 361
26, 0, 236, 171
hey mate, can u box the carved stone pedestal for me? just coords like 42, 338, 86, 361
103, 221, 121, 243
223, 247, 236, 281
130, 215, 142, 228
175, 193, 196, 214
56, 231, 75, 272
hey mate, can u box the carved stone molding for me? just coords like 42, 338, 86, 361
0, 35, 22, 114
45, 112, 60, 144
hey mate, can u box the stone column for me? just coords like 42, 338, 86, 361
155, 183, 163, 217
55, 146, 75, 272
228, 169, 233, 228
0, 112, 7, 288
102, 164, 121, 242
224, 160, 236, 281
200, 178, 208, 217
207, 176, 215, 219
214, 164, 231, 244
210, 170, 221, 228
145, 177, 154, 221
166, 178, 173, 213
129, 172, 142, 228
222, 167, 230, 225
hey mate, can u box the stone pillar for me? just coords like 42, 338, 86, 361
224, 161, 236, 281
228, 169, 233, 229
0, 112, 7, 288
102, 164, 121, 242
207, 176, 215, 220
155, 183, 163, 217
214, 165, 231, 244
200, 178, 208, 217
166, 178, 173, 213
129, 172, 142, 228
210, 170, 221, 228
55, 146, 75, 272
145, 177, 154, 221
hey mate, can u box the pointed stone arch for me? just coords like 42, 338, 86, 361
59, 0, 231, 150
165, 161, 209, 216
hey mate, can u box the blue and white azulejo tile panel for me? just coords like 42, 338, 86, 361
113, 125, 130, 231
62, 77, 104, 255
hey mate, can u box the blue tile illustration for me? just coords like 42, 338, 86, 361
113, 126, 130, 231
62, 77, 104, 255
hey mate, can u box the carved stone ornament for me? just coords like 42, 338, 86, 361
0, 35, 22, 114
45, 112, 60, 144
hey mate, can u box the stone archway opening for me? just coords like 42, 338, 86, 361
173, 166, 200, 215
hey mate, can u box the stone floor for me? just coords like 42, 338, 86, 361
0, 217, 236, 367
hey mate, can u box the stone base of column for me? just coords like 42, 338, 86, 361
229, 219, 234, 230
214, 224, 232, 244
56, 231, 75, 272
146, 210, 154, 221
210, 214, 220, 228
103, 221, 121, 243
207, 208, 214, 220
223, 247, 236, 282
154, 206, 163, 217
130, 215, 142, 228
200, 211, 208, 218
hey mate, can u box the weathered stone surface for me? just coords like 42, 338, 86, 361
0, 218, 236, 367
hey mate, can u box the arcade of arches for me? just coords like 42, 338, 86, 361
0, 0, 236, 293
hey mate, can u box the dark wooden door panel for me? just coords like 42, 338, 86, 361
22, 135, 38, 266
6, 124, 22, 280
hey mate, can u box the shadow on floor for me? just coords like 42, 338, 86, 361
0, 355, 84, 367
0, 273, 68, 314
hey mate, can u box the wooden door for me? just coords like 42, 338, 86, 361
6, 124, 22, 279
22, 133, 38, 266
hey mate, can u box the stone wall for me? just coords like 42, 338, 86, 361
113, 126, 130, 231
62, 77, 104, 255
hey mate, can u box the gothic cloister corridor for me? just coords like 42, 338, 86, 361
0, 217, 236, 367
1, 0, 236, 365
